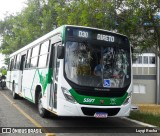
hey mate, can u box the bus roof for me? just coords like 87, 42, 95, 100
9, 25, 127, 58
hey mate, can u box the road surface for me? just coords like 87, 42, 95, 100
0, 89, 159, 136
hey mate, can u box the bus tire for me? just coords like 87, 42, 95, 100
12, 83, 18, 99
38, 92, 50, 118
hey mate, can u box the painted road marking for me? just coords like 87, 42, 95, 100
0, 92, 55, 136
122, 117, 157, 127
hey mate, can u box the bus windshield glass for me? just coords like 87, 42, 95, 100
65, 41, 131, 88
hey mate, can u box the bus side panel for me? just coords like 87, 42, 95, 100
22, 69, 38, 102
10, 70, 21, 93
37, 68, 53, 109
22, 68, 48, 103
6, 71, 11, 90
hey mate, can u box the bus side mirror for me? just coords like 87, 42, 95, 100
57, 46, 64, 59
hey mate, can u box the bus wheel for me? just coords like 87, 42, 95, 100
38, 92, 50, 118
12, 83, 18, 99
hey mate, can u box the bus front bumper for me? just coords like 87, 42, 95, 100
57, 98, 131, 117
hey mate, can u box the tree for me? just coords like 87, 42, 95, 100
40, 0, 58, 34
0, 66, 7, 75
115, 0, 160, 55
0, 0, 58, 56
55, 0, 117, 30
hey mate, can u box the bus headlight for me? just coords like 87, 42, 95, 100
123, 92, 132, 105
61, 87, 77, 104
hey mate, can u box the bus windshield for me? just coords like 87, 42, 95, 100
65, 41, 131, 88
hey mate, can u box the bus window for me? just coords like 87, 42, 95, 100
40, 41, 49, 54
8, 62, 10, 71
30, 45, 39, 68
38, 41, 50, 68
10, 59, 14, 71
38, 55, 48, 67
20, 54, 26, 70
14, 55, 17, 69
30, 57, 38, 68
16, 54, 21, 69
25, 49, 31, 68
32, 45, 39, 57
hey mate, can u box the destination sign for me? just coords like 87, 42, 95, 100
97, 34, 115, 42
66, 27, 128, 44
78, 31, 89, 38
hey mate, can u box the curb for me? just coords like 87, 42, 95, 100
122, 117, 158, 127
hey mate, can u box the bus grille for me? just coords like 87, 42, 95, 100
81, 107, 120, 116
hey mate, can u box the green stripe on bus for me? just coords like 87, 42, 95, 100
29, 69, 37, 101
69, 89, 128, 106
38, 68, 53, 95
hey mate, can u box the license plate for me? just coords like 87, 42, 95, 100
94, 112, 108, 118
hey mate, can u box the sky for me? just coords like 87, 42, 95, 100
0, 0, 26, 20
0, 0, 26, 67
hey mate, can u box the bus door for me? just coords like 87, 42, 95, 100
49, 42, 61, 110
20, 53, 26, 93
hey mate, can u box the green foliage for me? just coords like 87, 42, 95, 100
0, 66, 7, 75
55, 0, 117, 30
116, 0, 160, 54
1, 69, 7, 76
40, 0, 58, 33
0, 0, 58, 56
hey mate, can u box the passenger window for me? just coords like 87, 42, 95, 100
25, 49, 31, 68
38, 55, 48, 67
38, 40, 50, 68
10, 59, 14, 71
20, 54, 26, 70
30, 45, 40, 68
30, 57, 38, 67
16, 54, 21, 69
31, 45, 39, 57
14, 55, 17, 69
40, 41, 49, 55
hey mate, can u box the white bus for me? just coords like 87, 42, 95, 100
7, 25, 132, 118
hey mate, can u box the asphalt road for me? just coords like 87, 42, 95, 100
0, 89, 159, 136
